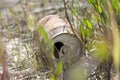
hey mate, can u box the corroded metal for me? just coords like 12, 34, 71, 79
33, 15, 83, 68
37, 15, 72, 38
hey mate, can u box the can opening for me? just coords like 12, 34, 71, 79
54, 42, 64, 59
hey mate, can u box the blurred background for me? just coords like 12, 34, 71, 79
0, 0, 119, 80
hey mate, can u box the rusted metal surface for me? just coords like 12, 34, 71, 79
34, 15, 83, 68
37, 15, 71, 37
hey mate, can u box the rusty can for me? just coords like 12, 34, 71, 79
33, 15, 83, 68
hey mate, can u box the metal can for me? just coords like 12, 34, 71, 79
33, 15, 83, 68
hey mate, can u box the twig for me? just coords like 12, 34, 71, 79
106, 0, 120, 79
62, 0, 75, 35
0, 40, 10, 80
63, 0, 86, 52
62, 0, 85, 48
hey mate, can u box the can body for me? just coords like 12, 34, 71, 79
33, 15, 83, 69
